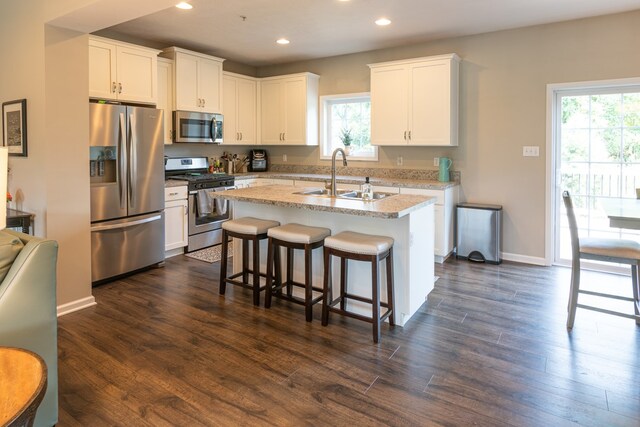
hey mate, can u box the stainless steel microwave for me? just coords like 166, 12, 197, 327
173, 110, 223, 143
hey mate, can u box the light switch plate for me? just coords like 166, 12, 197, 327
434, 157, 440, 167
283, 154, 287, 162
523, 146, 540, 157
397, 156, 403, 166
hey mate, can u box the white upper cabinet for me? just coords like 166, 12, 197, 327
259, 73, 319, 145
161, 47, 224, 114
369, 54, 460, 146
157, 58, 174, 144
223, 72, 257, 145
89, 36, 159, 104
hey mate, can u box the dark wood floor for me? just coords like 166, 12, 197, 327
57, 256, 640, 426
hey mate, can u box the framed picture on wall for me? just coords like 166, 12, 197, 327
2, 99, 28, 157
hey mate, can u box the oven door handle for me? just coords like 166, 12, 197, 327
188, 186, 237, 195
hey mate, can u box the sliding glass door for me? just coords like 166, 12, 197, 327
555, 88, 640, 266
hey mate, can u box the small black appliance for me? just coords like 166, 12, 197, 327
249, 149, 268, 172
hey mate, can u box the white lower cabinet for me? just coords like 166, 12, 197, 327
399, 186, 458, 262
165, 186, 188, 254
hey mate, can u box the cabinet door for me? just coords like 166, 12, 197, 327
370, 65, 409, 145
198, 58, 222, 113
237, 78, 257, 144
409, 60, 451, 146
260, 80, 284, 144
89, 40, 117, 100
165, 199, 188, 250
174, 52, 200, 111
282, 77, 306, 144
116, 45, 157, 104
158, 59, 174, 144
222, 75, 240, 143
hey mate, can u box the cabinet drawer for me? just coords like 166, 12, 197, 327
165, 186, 188, 201
399, 187, 444, 204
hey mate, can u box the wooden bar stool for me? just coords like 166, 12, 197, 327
219, 217, 280, 306
265, 223, 331, 321
321, 231, 395, 343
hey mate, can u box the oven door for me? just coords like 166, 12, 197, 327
188, 186, 234, 234
173, 111, 224, 143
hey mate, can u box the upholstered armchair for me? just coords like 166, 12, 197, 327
0, 229, 59, 427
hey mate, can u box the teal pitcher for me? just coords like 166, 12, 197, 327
438, 157, 452, 182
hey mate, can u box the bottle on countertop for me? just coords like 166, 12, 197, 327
361, 177, 373, 201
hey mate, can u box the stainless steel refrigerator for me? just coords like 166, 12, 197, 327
89, 102, 165, 283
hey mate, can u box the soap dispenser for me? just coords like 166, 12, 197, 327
361, 177, 373, 201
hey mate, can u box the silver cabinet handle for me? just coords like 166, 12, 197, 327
408, 130, 411, 140
112, 82, 117, 93
404, 131, 407, 140
240, 132, 243, 141
202, 98, 206, 107
169, 192, 178, 196
118, 82, 123, 94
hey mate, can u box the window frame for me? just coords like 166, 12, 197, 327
319, 92, 378, 161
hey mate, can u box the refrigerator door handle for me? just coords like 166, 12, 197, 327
118, 113, 126, 209
91, 214, 162, 232
128, 113, 137, 208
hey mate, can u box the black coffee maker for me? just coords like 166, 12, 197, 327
249, 150, 268, 172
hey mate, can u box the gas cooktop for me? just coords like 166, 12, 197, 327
169, 173, 233, 182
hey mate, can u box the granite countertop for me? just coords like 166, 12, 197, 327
232, 172, 458, 190
215, 185, 436, 219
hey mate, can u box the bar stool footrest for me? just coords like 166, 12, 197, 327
326, 298, 392, 324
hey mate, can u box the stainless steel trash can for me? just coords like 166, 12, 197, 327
456, 203, 502, 264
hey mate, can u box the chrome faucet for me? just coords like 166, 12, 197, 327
330, 148, 348, 196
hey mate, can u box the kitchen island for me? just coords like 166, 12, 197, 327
216, 185, 436, 326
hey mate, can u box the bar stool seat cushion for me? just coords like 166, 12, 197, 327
268, 223, 331, 244
325, 231, 394, 255
222, 217, 280, 235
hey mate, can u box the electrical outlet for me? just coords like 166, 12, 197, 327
522, 146, 540, 157
397, 156, 403, 166
283, 154, 287, 162
434, 157, 440, 167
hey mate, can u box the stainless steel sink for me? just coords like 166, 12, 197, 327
294, 188, 394, 201
339, 191, 394, 200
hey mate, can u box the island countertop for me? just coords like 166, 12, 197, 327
216, 185, 436, 219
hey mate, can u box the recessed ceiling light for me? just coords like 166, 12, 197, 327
175, 2, 193, 10
276, 38, 290, 45
375, 18, 391, 26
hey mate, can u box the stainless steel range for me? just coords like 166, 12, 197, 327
165, 157, 235, 252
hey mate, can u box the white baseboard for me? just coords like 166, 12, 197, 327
501, 252, 548, 266
57, 296, 96, 317
164, 248, 185, 258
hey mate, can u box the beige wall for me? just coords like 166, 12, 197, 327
0, 1, 96, 310
255, 10, 640, 260
0, 1, 176, 309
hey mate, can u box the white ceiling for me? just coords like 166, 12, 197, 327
99, 0, 640, 67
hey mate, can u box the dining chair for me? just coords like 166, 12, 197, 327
562, 191, 640, 329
